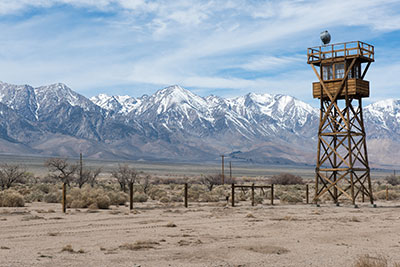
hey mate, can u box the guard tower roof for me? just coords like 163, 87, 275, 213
307, 41, 374, 65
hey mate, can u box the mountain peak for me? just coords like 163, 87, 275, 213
149, 85, 207, 112
157, 85, 192, 97
35, 82, 70, 92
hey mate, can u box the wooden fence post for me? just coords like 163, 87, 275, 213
62, 182, 66, 213
386, 185, 389, 201
129, 182, 133, 210
184, 183, 188, 208
231, 183, 235, 207
271, 184, 274, 205
306, 184, 309, 204
251, 183, 255, 206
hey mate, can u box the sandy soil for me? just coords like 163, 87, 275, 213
0, 201, 399, 267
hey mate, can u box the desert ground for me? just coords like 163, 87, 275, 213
1, 199, 400, 267
0, 156, 398, 266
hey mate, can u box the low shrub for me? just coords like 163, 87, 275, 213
70, 199, 86, 209
374, 190, 400, 200
279, 192, 303, 203
25, 191, 45, 202
66, 187, 110, 209
35, 183, 52, 194
96, 195, 110, 209
199, 193, 219, 202
385, 175, 400, 186
132, 192, 148, 203
253, 195, 263, 204
107, 191, 128, 205
238, 192, 248, 201
170, 194, 183, 202
270, 173, 304, 185
353, 254, 388, 267
148, 187, 167, 200
44, 192, 61, 203
0, 190, 25, 207
213, 186, 228, 198
159, 196, 170, 203
188, 184, 206, 201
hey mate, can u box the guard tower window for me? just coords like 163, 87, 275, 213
322, 65, 333, 80
335, 63, 345, 79
348, 64, 360, 79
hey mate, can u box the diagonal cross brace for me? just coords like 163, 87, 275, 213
311, 58, 357, 131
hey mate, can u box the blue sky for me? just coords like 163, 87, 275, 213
0, 0, 400, 106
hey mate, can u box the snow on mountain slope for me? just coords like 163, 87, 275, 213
34, 83, 99, 114
365, 99, 400, 123
90, 85, 318, 139
90, 94, 141, 115
364, 99, 400, 137
0, 80, 399, 166
0, 81, 38, 121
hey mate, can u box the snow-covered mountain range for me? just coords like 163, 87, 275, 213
0, 81, 398, 167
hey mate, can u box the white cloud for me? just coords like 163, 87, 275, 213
0, 0, 400, 102
240, 55, 304, 71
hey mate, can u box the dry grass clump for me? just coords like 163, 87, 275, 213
67, 187, 110, 209
213, 186, 229, 198
148, 187, 167, 201
245, 245, 289, 255
25, 191, 45, 202
238, 191, 248, 201
44, 192, 62, 203
270, 173, 304, 185
21, 215, 45, 221
61, 244, 85, 254
107, 191, 128, 206
23, 184, 60, 203
132, 192, 148, 203
385, 175, 400, 186
188, 184, 206, 201
48, 232, 59, 236
199, 192, 219, 202
119, 240, 159, 250
170, 194, 183, 202
374, 190, 400, 200
279, 192, 303, 203
61, 245, 74, 253
253, 194, 264, 204
353, 254, 388, 267
159, 196, 171, 203
165, 221, 177, 227
0, 190, 25, 207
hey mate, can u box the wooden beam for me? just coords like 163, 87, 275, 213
361, 62, 371, 79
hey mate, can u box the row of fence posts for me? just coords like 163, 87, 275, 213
231, 183, 275, 207
60, 183, 393, 213
61, 182, 308, 213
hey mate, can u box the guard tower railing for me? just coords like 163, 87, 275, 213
307, 41, 374, 64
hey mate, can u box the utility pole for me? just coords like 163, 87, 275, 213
229, 161, 232, 180
80, 152, 83, 181
221, 155, 225, 184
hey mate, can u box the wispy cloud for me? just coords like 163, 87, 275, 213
0, 0, 399, 104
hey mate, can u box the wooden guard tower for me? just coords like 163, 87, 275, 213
307, 41, 374, 205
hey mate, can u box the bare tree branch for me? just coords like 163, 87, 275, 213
0, 164, 28, 190
45, 158, 77, 185
138, 174, 152, 194
200, 174, 223, 192
111, 164, 138, 192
